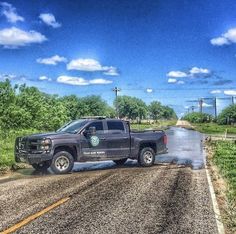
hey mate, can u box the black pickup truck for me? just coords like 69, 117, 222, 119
15, 118, 168, 174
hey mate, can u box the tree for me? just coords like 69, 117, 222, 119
0, 80, 17, 130
149, 101, 163, 122
80, 95, 110, 117
60, 95, 81, 120
148, 101, 177, 122
115, 96, 148, 121
182, 112, 213, 123
217, 104, 236, 125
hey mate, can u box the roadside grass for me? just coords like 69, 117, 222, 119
208, 140, 236, 232
131, 119, 177, 131
193, 123, 236, 135
0, 129, 39, 172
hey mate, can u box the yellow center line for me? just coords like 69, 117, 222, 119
0, 197, 70, 234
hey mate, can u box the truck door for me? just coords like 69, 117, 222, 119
105, 120, 130, 158
80, 121, 108, 160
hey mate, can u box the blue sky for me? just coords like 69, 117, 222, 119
0, 0, 236, 116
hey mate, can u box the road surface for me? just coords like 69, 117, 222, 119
0, 127, 219, 234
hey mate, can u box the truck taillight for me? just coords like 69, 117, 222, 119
163, 135, 167, 145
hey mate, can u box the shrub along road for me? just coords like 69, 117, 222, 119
0, 127, 220, 234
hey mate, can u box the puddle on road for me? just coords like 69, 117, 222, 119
156, 127, 205, 170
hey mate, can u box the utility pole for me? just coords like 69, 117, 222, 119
232, 96, 235, 105
199, 98, 203, 113
214, 97, 217, 118
113, 87, 121, 118
191, 106, 195, 112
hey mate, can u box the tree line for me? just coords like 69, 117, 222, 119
182, 104, 236, 125
0, 80, 177, 132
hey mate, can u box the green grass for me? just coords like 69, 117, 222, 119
193, 122, 236, 135
0, 129, 39, 171
131, 119, 177, 131
209, 141, 236, 231
211, 141, 236, 199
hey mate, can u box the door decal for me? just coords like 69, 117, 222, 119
90, 135, 100, 147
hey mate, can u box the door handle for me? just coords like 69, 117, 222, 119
100, 138, 106, 140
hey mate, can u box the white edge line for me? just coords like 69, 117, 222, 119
202, 136, 225, 234
205, 168, 225, 234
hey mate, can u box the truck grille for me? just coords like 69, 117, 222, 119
16, 138, 42, 153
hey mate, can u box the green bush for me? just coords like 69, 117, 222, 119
182, 112, 213, 123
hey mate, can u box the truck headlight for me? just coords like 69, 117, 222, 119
41, 138, 51, 145
40, 145, 50, 150
40, 138, 51, 151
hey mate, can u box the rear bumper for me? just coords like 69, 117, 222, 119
15, 152, 53, 165
157, 148, 168, 155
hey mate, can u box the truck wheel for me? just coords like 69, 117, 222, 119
138, 147, 155, 167
50, 151, 74, 174
32, 161, 51, 171
113, 158, 127, 165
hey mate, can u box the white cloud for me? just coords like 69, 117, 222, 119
0, 73, 16, 80
210, 90, 221, 94
57, 76, 112, 86
167, 71, 187, 78
211, 28, 236, 46
89, 78, 113, 84
67, 58, 104, 71
210, 37, 229, 46
224, 28, 236, 43
0, 2, 24, 23
224, 90, 236, 96
167, 67, 211, 81
37, 55, 67, 65
57, 76, 89, 86
0, 27, 47, 48
168, 78, 177, 83
202, 102, 213, 107
39, 13, 61, 28
39, 76, 52, 81
67, 58, 119, 76
146, 88, 153, 93
103, 66, 119, 76
189, 67, 210, 75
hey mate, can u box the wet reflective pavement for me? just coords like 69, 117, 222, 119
156, 127, 205, 170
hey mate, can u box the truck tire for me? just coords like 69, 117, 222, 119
113, 158, 127, 165
50, 151, 74, 174
138, 147, 155, 167
32, 161, 51, 171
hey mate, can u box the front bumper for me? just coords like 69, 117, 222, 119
15, 151, 53, 165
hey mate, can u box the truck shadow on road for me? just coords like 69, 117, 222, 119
19, 156, 202, 176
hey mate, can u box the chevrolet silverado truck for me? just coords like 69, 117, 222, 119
15, 118, 168, 174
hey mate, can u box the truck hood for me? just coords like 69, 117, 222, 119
25, 132, 78, 140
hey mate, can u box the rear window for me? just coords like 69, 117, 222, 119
107, 121, 125, 132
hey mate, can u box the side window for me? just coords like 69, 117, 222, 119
86, 121, 104, 133
107, 121, 125, 133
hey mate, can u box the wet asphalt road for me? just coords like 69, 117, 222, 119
0, 127, 218, 234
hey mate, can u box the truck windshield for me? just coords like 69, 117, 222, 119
57, 120, 88, 133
